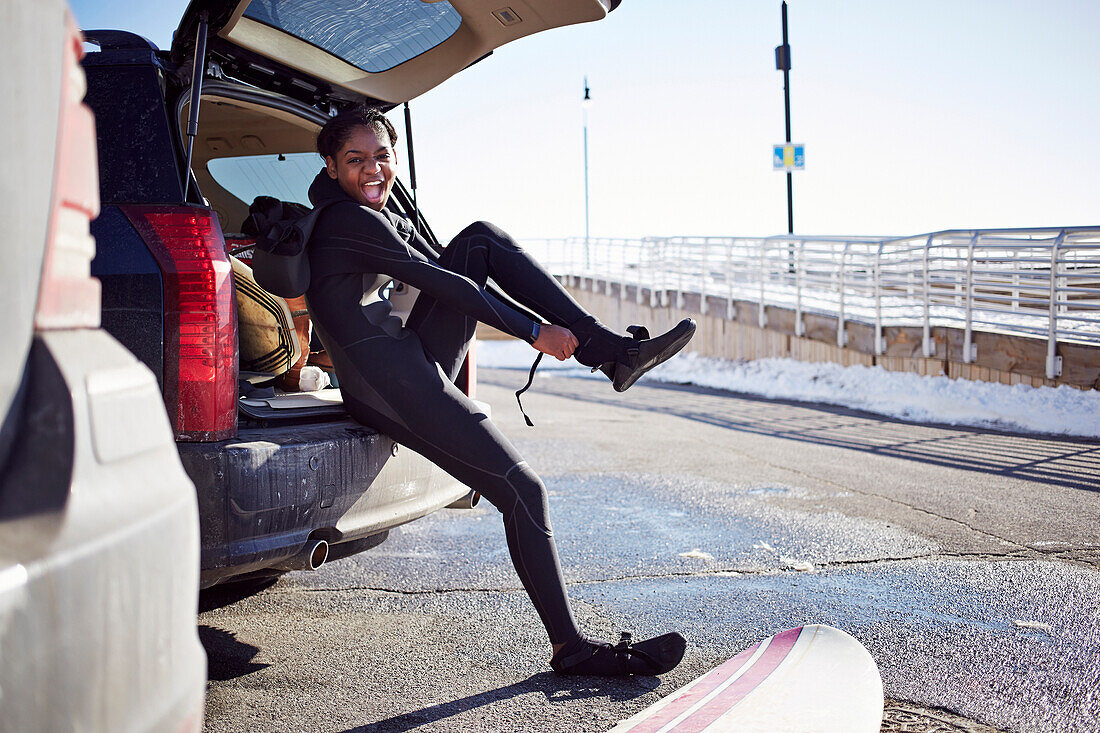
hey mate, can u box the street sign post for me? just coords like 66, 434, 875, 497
775, 1, 795, 234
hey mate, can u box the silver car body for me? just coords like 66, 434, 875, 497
0, 1, 207, 730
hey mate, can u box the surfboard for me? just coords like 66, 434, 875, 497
608, 625, 883, 733
231, 254, 301, 378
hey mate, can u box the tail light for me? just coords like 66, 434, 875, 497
35, 11, 100, 330
119, 206, 237, 441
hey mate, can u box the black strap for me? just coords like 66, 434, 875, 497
555, 643, 597, 670
514, 352, 543, 427
552, 630, 662, 675
613, 631, 662, 674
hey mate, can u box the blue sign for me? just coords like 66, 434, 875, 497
773, 143, 805, 170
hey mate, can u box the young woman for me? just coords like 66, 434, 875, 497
305, 106, 695, 676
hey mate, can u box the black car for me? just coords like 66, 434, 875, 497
82, 0, 619, 586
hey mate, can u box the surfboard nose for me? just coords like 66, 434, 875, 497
608, 624, 883, 732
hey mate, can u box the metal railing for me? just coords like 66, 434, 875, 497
522, 227, 1100, 379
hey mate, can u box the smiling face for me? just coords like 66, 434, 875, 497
324, 124, 396, 211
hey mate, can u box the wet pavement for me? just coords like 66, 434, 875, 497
200, 368, 1100, 732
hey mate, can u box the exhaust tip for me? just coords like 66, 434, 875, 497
307, 539, 329, 570
274, 539, 329, 572
447, 490, 481, 509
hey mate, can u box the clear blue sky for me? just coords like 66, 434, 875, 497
71, 0, 1100, 241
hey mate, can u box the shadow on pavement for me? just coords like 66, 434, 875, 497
481, 370, 1100, 493
338, 672, 658, 732
198, 625, 270, 682
198, 575, 281, 612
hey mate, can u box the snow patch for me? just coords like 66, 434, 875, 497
477, 340, 1100, 438
780, 556, 815, 572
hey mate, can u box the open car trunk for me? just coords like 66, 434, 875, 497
178, 86, 449, 423
173, 0, 617, 109
169, 0, 622, 422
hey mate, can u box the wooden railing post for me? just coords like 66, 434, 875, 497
758, 239, 768, 328
838, 241, 850, 347
922, 234, 935, 358
1046, 230, 1066, 379
963, 232, 979, 363
873, 240, 885, 354
726, 239, 735, 319
794, 240, 804, 337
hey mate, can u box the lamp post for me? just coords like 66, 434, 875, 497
582, 77, 592, 267
776, 1, 793, 234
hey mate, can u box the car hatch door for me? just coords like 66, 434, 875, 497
172, 0, 617, 105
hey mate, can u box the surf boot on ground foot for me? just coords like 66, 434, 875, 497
551, 632, 687, 677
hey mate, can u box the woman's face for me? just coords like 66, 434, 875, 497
325, 124, 396, 211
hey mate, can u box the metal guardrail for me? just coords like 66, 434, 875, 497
522, 227, 1100, 379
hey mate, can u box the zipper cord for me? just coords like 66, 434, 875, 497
514, 353, 543, 427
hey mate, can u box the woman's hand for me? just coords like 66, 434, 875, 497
532, 324, 579, 361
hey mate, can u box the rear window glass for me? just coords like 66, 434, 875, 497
207, 153, 320, 208
243, 0, 463, 73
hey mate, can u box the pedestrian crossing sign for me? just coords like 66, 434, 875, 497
773, 143, 805, 171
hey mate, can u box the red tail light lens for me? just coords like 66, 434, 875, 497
35, 12, 101, 330
120, 206, 237, 441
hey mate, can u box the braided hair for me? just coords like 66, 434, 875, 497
317, 106, 398, 160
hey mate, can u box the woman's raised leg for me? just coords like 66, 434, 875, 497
407, 221, 695, 392
406, 220, 626, 378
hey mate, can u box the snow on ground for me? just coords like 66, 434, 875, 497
476, 339, 1100, 439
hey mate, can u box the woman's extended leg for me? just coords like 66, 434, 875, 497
388, 222, 688, 674
317, 326, 581, 645
324, 334, 685, 676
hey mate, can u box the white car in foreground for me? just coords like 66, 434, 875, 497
0, 1, 206, 730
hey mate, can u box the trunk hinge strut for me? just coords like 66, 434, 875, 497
403, 102, 420, 234
182, 13, 209, 202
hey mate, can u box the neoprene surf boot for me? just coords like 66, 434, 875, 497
570, 315, 697, 392
551, 631, 687, 676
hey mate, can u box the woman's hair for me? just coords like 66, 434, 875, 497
316, 106, 398, 160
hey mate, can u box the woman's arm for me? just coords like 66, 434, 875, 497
404, 221, 444, 262
532, 324, 578, 361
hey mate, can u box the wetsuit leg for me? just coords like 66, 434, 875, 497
406, 220, 595, 379
317, 222, 627, 646
313, 324, 581, 645
333, 222, 617, 646
309, 219, 690, 671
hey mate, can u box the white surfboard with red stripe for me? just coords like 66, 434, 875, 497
609, 625, 883, 733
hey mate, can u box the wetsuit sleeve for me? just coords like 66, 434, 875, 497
318, 204, 537, 341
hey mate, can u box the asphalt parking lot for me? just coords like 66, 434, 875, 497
200, 368, 1100, 732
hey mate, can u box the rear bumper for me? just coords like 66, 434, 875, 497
0, 331, 206, 732
178, 419, 467, 586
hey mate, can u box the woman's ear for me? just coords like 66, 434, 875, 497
325, 156, 338, 179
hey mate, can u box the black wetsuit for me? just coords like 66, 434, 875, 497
305, 171, 596, 645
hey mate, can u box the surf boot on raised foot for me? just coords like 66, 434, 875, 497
550, 632, 687, 677
570, 317, 697, 393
